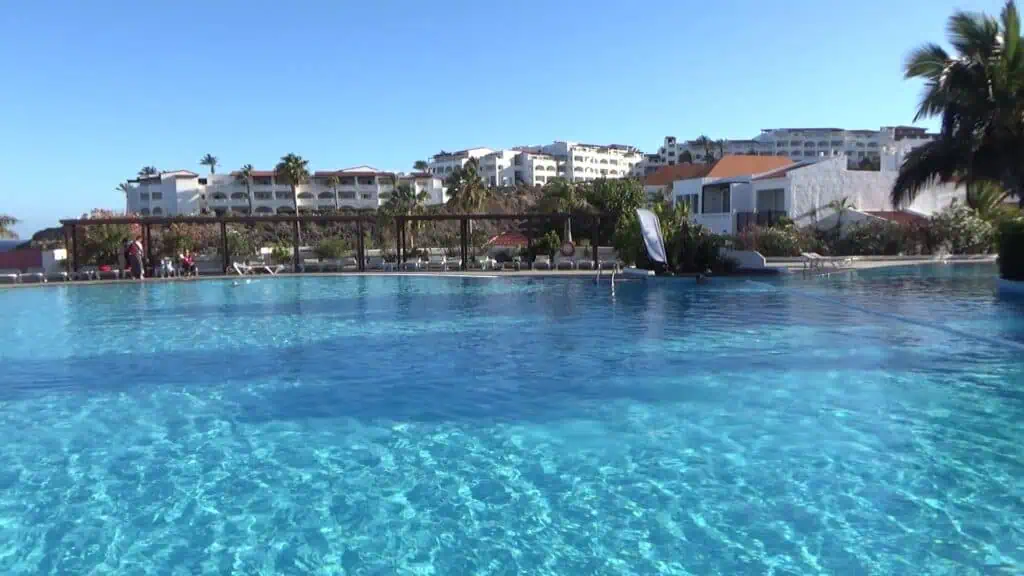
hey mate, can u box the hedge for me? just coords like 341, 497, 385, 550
999, 219, 1024, 281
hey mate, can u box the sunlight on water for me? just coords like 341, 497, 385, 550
0, 266, 1021, 574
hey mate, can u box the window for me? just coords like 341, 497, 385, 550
702, 185, 730, 213
361, 193, 372, 200
230, 192, 246, 200
340, 191, 356, 199
357, 176, 375, 185
151, 192, 163, 200
574, 156, 583, 161
212, 192, 227, 200
757, 188, 785, 212
255, 192, 273, 200
318, 192, 335, 199
140, 208, 150, 215
340, 177, 355, 186
255, 206, 273, 213
254, 177, 272, 186
139, 193, 149, 200
677, 194, 698, 214
298, 192, 314, 199
275, 191, 291, 200
536, 176, 546, 183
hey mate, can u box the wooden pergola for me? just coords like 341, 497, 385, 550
58, 212, 609, 273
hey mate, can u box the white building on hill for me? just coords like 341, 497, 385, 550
428, 141, 643, 186
637, 126, 938, 175
124, 166, 447, 216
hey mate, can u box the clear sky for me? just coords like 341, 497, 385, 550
0, 0, 1005, 237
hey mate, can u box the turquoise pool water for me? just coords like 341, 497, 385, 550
0, 264, 1021, 574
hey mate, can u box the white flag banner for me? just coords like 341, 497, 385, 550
635, 208, 667, 265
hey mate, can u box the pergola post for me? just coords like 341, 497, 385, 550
292, 217, 301, 272
591, 216, 600, 268
220, 221, 229, 273
460, 217, 468, 271
394, 216, 402, 264
144, 223, 154, 275
70, 224, 79, 273
62, 225, 72, 274
356, 218, 365, 272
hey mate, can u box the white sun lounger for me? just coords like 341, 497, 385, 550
366, 256, 394, 271
801, 252, 853, 270
20, 267, 46, 283
533, 255, 551, 270
0, 268, 21, 284
554, 254, 576, 270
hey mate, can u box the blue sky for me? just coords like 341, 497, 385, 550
0, 0, 1005, 237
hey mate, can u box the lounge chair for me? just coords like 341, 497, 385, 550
341, 257, 359, 272
445, 257, 462, 271
427, 254, 446, 271
366, 256, 394, 272
402, 258, 423, 271
533, 255, 551, 270
20, 267, 46, 283
0, 269, 20, 284
74, 265, 98, 281
232, 262, 253, 275
45, 268, 69, 282
801, 252, 852, 270
554, 254, 576, 270
97, 267, 121, 280
576, 251, 596, 270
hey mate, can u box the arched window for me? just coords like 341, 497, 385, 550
152, 207, 163, 215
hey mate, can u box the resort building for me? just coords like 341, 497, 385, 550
636, 126, 938, 174
662, 152, 962, 235
125, 166, 447, 216
427, 141, 643, 186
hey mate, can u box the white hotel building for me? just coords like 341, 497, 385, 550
636, 126, 937, 175
124, 166, 446, 217
428, 141, 643, 187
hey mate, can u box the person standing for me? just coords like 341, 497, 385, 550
127, 236, 145, 279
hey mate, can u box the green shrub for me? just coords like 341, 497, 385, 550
612, 213, 644, 265
732, 225, 805, 257
674, 221, 731, 273
315, 238, 350, 260
533, 230, 561, 258
998, 218, 1024, 280
833, 221, 910, 256
270, 243, 293, 264
930, 204, 996, 254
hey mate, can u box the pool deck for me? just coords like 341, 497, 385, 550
0, 255, 998, 288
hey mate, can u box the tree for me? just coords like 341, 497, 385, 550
326, 174, 341, 210
275, 153, 310, 248
716, 139, 727, 160
892, 0, 1024, 207
200, 154, 219, 174
827, 196, 855, 235
234, 164, 255, 214
679, 150, 693, 163
413, 160, 429, 173
138, 166, 159, 178
382, 183, 430, 249
445, 158, 488, 213
538, 178, 593, 242
966, 180, 1013, 220
115, 183, 131, 195
0, 214, 18, 239
694, 135, 714, 163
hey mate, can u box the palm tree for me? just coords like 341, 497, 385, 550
445, 158, 487, 213
413, 160, 430, 173
966, 180, 1011, 219
115, 182, 131, 195
326, 174, 341, 210
693, 135, 717, 163
539, 178, 592, 242
716, 139, 727, 160
138, 166, 159, 178
234, 164, 254, 214
383, 183, 430, 249
679, 150, 694, 164
0, 214, 18, 239
275, 153, 310, 246
200, 154, 219, 174
892, 0, 1024, 207
827, 196, 855, 235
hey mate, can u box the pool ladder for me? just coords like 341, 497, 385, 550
595, 267, 616, 296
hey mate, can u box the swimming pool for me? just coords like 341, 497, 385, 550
0, 264, 1020, 574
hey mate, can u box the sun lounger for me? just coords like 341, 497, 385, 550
45, 269, 69, 282
0, 268, 21, 284
232, 262, 253, 275
801, 252, 852, 270
20, 267, 46, 283
366, 256, 394, 271
554, 254, 576, 270
340, 257, 359, 271
427, 254, 446, 271
402, 259, 423, 271
533, 255, 551, 270
74, 266, 98, 281
97, 268, 121, 280
446, 257, 462, 271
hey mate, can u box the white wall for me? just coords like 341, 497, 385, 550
786, 157, 963, 224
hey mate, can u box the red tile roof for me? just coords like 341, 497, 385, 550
865, 211, 927, 225
486, 232, 529, 247
705, 155, 793, 179
643, 163, 712, 186
751, 161, 814, 181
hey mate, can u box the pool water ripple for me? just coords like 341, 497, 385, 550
0, 265, 1021, 574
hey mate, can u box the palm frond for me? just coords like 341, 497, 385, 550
891, 140, 964, 207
